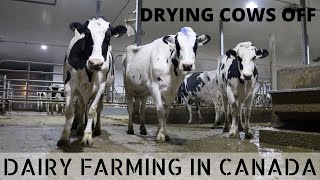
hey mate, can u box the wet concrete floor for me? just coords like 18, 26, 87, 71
0, 111, 318, 153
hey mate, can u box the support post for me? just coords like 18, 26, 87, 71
219, 20, 224, 56
269, 34, 277, 90
26, 63, 30, 100
2, 75, 6, 111
96, 0, 101, 17
112, 80, 115, 103
300, 0, 310, 65
135, 0, 142, 46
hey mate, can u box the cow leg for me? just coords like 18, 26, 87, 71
37, 100, 40, 112
220, 94, 230, 132
57, 86, 74, 147
196, 101, 203, 124
93, 95, 104, 136
213, 105, 220, 128
46, 101, 50, 114
82, 84, 105, 146
163, 98, 174, 142
50, 102, 54, 115
133, 97, 141, 123
227, 86, 238, 138
126, 94, 134, 135
139, 97, 147, 135
244, 95, 254, 139
186, 99, 193, 124
237, 102, 244, 132
75, 98, 85, 136
150, 84, 166, 143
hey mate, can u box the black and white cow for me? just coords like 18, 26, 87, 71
46, 84, 65, 114
57, 16, 126, 146
178, 70, 224, 125
123, 27, 211, 143
217, 42, 269, 138
36, 92, 47, 112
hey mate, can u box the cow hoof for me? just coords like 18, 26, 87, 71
81, 139, 93, 146
245, 130, 254, 139
165, 135, 170, 142
93, 129, 101, 136
81, 132, 93, 146
229, 131, 238, 138
57, 139, 70, 147
140, 129, 147, 135
127, 128, 134, 135
156, 134, 166, 143
188, 121, 192, 124
223, 126, 229, 132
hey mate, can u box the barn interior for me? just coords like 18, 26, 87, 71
1, 0, 320, 155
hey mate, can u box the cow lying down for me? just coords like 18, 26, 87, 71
178, 71, 224, 125
217, 42, 269, 138
123, 27, 211, 142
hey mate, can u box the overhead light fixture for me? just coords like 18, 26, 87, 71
41, 45, 48, 50
246, 1, 258, 9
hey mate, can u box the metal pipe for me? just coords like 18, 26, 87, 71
2, 75, 6, 111
135, 0, 142, 46
25, 63, 30, 100
3, 79, 64, 84
96, 0, 101, 17
1, 98, 64, 102
0, 69, 63, 75
1, 89, 64, 93
0, 60, 63, 66
12, 0, 57, 6
269, 34, 277, 90
300, 0, 310, 65
219, 20, 224, 56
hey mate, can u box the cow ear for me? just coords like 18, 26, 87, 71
69, 22, 85, 34
226, 49, 237, 58
163, 35, 175, 45
197, 35, 211, 46
111, 25, 127, 38
256, 49, 269, 59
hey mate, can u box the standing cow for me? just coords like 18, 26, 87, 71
36, 92, 47, 112
217, 42, 269, 138
46, 84, 65, 114
123, 27, 211, 143
178, 71, 224, 125
57, 16, 126, 147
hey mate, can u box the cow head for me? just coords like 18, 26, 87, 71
226, 42, 269, 81
69, 16, 127, 71
163, 27, 211, 72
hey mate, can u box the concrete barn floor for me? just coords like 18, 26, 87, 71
0, 111, 317, 153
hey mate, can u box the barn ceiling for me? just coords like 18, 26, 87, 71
0, 0, 320, 72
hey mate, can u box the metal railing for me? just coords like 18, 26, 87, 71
1, 60, 273, 113
252, 80, 272, 108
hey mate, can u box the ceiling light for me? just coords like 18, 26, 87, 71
246, 2, 258, 9
41, 45, 48, 50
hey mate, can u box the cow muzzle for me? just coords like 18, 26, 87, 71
88, 60, 103, 71
243, 73, 253, 80
182, 63, 193, 71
